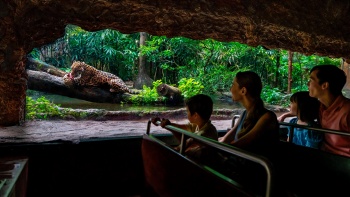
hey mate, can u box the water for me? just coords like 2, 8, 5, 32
27, 91, 240, 111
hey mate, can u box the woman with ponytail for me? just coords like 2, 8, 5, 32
219, 71, 279, 156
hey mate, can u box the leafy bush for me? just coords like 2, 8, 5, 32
261, 86, 291, 107
178, 78, 204, 99
130, 78, 204, 105
26, 96, 63, 120
26, 96, 90, 120
130, 80, 166, 104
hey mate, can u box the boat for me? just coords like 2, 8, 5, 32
0, 119, 349, 196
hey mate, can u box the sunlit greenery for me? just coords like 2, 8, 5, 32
178, 78, 204, 99
29, 25, 342, 108
26, 96, 63, 120
130, 80, 165, 104
26, 96, 91, 120
261, 86, 291, 107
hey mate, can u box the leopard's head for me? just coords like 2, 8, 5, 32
70, 61, 86, 78
63, 73, 74, 87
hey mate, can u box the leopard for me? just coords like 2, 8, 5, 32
63, 61, 133, 94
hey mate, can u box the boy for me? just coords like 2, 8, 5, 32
151, 94, 218, 158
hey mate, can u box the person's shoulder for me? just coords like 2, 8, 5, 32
339, 95, 350, 109
259, 109, 278, 123
206, 120, 218, 131
264, 109, 277, 118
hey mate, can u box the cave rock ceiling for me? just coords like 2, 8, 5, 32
2, 0, 350, 61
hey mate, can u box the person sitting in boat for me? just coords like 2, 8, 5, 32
308, 64, 350, 157
278, 91, 323, 149
151, 93, 218, 160
219, 71, 279, 157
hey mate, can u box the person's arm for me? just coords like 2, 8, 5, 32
151, 117, 188, 141
277, 111, 294, 122
219, 115, 243, 143
231, 111, 278, 148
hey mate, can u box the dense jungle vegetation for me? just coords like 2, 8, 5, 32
27, 24, 342, 119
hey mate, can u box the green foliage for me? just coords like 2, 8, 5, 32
178, 78, 204, 99
28, 25, 343, 108
130, 78, 204, 104
32, 24, 139, 80
67, 25, 139, 80
130, 80, 165, 104
59, 67, 71, 73
261, 86, 291, 107
26, 96, 63, 120
28, 48, 41, 59
26, 96, 89, 120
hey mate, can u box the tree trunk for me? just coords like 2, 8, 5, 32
134, 32, 153, 89
287, 51, 294, 94
27, 70, 133, 103
274, 49, 281, 88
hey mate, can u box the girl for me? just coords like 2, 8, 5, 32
278, 91, 323, 149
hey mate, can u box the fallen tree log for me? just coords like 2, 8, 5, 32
26, 57, 67, 77
27, 70, 132, 103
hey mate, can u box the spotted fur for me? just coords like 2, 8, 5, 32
63, 61, 132, 93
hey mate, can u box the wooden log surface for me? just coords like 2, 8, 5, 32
27, 70, 132, 103
26, 57, 67, 77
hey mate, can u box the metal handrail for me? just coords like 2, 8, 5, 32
229, 114, 350, 143
146, 119, 275, 197
279, 122, 350, 136
279, 122, 350, 144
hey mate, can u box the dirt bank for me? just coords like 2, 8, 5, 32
0, 106, 288, 144
0, 119, 233, 144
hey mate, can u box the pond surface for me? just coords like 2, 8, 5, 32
28, 91, 241, 112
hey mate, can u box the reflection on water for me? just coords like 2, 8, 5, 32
27, 91, 241, 111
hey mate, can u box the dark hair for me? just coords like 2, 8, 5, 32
235, 71, 266, 138
310, 65, 346, 96
290, 91, 320, 124
235, 71, 262, 99
185, 94, 213, 121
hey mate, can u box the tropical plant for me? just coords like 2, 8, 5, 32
130, 80, 165, 104
178, 78, 204, 99
26, 96, 63, 120
27, 25, 343, 109
261, 86, 291, 107
65, 25, 140, 80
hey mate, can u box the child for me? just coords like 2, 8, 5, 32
151, 94, 218, 158
278, 91, 323, 149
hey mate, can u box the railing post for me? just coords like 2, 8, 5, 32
289, 125, 295, 143
179, 133, 188, 155
146, 119, 152, 135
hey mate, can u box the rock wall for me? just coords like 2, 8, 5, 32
1, 0, 350, 125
